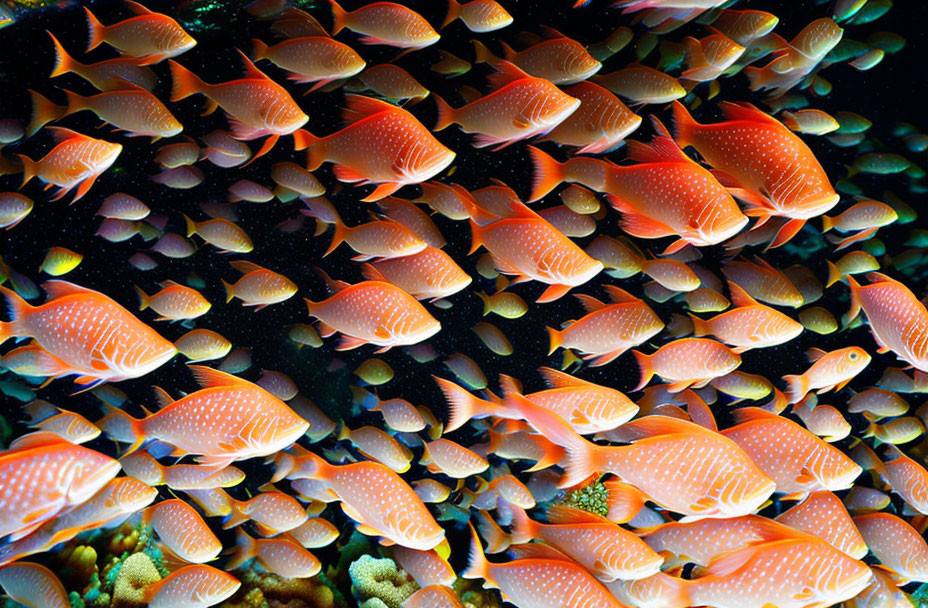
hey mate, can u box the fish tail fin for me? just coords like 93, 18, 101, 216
687, 313, 710, 337
324, 213, 346, 257
223, 503, 249, 529
463, 523, 491, 582
183, 214, 197, 238
742, 66, 764, 91
546, 326, 563, 355
328, 0, 347, 35
631, 350, 653, 391
434, 375, 493, 433
825, 260, 841, 288
0, 285, 30, 346
432, 94, 455, 131
527, 145, 564, 202
225, 529, 255, 570
98, 405, 145, 455
47, 31, 74, 77
304, 298, 316, 318
844, 274, 862, 326
508, 505, 539, 544
84, 6, 106, 52
467, 219, 483, 255
670, 100, 696, 148
222, 279, 235, 303
300, 130, 324, 170
442, 0, 461, 29
134, 285, 149, 311
63, 88, 86, 117
560, 432, 605, 489
26, 89, 64, 138
821, 214, 833, 233
168, 60, 206, 102
16, 154, 37, 189
475, 291, 490, 315
251, 38, 268, 61
782, 374, 808, 404
604, 480, 646, 524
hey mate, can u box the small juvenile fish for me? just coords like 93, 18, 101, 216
223, 260, 297, 309
634, 338, 741, 392
271, 162, 325, 198
690, 282, 803, 352
540, 81, 641, 155
96, 193, 149, 220
593, 65, 686, 105
154, 139, 199, 169
472, 32, 601, 85
17, 127, 122, 202
348, 64, 430, 103
475, 290, 527, 318
865, 417, 925, 444
339, 425, 412, 472
143, 499, 222, 563
328, 0, 439, 48
184, 215, 253, 253
473, 322, 512, 355
783, 346, 870, 404
142, 565, 240, 608
39, 247, 82, 276
442, 0, 512, 32
0, 193, 32, 229
135, 281, 210, 322
228, 179, 274, 203
121, 452, 243, 490
174, 329, 231, 363
421, 438, 489, 478
227, 529, 321, 579
792, 401, 850, 442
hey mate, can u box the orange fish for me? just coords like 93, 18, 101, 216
442, 0, 512, 32
0, 433, 120, 541
0, 281, 175, 388
846, 272, 928, 373
84, 1, 196, 63
169, 52, 308, 159
305, 278, 440, 351
361, 247, 473, 301
392, 545, 456, 587
289, 517, 339, 549
222, 260, 297, 309
120, 452, 244, 489
338, 425, 413, 472
634, 338, 741, 392
880, 449, 928, 515
466, 199, 603, 303
672, 101, 839, 248
0, 477, 156, 566
47, 31, 158, 91
62, 83, 182, 139
619, 537, 871, 608
143, 499, 222, 563
464, 524, 627, 608
142, 565, 240, 608
302, 96, 455, 201
592, 65, 686, 105
472, 30, 601, 85
0, 562, 69, 608
776, 491, 867, 559
251, 35, 365, 92
783, 346, 870, 404
680, 34, 746, 82
722, 408, 862, 498
377, 197, 446, 248
511, 505, 663, 581
135, 280, 210, 321
853, 512, 928, 584
280, 449, 446, 550
433, 62, 580, 149
329, 0, 439, 48
421, 438, 489, 478
689, 282, 803, 352
347, 64, 430, 103
17, 127, 122, 202
721, 257, 803, 307
228, 529, 321, 579
99, 366, 309, 468
223, 490, 309, 535
539, 81, 642, 154
405, 585, 464, 608
302, 197, 426, 259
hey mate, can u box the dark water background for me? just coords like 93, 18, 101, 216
0, 0, 925, 526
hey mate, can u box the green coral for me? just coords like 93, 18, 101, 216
454, 579, 502, 608
557, 476, 609, 518
348, 555, 418, 608
220, 568, 339, 608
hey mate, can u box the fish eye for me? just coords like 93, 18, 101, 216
849, 351, 859, 360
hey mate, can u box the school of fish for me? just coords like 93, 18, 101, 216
0, 0, 926, 607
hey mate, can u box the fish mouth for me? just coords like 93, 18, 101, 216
69, 458, 122, 506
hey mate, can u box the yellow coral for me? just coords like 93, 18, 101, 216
111, 552, 161, 608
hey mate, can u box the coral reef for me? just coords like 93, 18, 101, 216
348, 555, 418, 608
556, 476, 609, 518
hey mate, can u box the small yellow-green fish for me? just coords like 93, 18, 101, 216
288, 324, 322, 349
825, 251, 880, 287
473, 322, 512, 356
444, 353, 487, 390
431, 50, 471, 77
781, 109, 839, 135
355, 358, 394, 386
799, 306, 838, 335
39, 247, 83, 276
475, 291, 527, 319
174, 329, 232, 363
864, 417, 925, 444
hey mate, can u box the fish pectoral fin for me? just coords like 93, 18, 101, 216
569, 410, 591, 426
335, 334, 368, 351
512, 115, 532, 130
537, 284, 572, 303
331, 164, 367, 184
794, 467, 817, 485
200, 98, 219, 117
688, 497, 717, 513
793, 587, 815, 600
361, 182, 402, 202
584, 348, 625, 367
339, 502, 366, 525
22, 503, 60, 526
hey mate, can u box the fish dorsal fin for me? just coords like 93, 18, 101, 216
124, 0, 154, 15
727, 281, 757, 308
189, 365, 248, 389
806, 347, 826, 363
315, 267, 350, 293
622, 415, 707, 440
865, 272, 894, 284
500, 199, 543, 221
152, 386, 174, 409
273, 8, 329, 37
508, 542, 573, 561
498, 374, 523, 395
159, 280, 181, 289
342, 95, 397, 124
626, 134, 690, 165
45, 127, 84, 144
43, 280, 100, 300
230, 260, 265, 275
751, 256, 777, 273
603, 285, 640, 304
538, 367, 590, 390
359, 263, 386, 282
731, 407, 777, 424
487, 61, 532, 91
237, 49, 271, 81
719, 102, 782, 127
574, 294, 606, 313
8, 431, 71, 451
538, 25, 567, 40
458, 85, 482, 104
546, 504, 609, 524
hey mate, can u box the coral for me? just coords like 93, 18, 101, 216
454, 579, 502, 608
359, 600, 389, 608
556, 476, 609, 518
111, 552, 162, 608
349, 555, 418, 608
327, 530, 373, 591
220, 568, 338, 608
